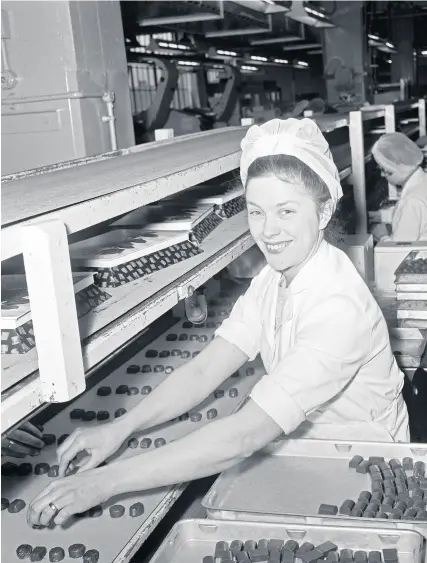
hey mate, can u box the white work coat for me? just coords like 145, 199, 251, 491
217, 240, 409, 442
391, 168, 427, 241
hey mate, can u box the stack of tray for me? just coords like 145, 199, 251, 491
112, 201, 222, 244
1, 273, 110, 354
395, 251, 427, 329
69, 228, 202, 288
389, 328, 427, 370
185, 183, 246, 218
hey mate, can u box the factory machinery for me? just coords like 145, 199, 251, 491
1, 100, 427, 563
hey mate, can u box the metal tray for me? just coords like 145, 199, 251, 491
389, 328, 427, 359
202, 439, 427, 537
149, 518, 425, 563
395, 251, 427, 284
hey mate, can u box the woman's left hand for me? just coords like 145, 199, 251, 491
27, 468, 113, 527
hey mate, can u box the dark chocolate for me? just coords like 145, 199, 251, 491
70, 409, 85, 420
88, 505, 103, 518
109, 504, 125, 518
30, 546, 47, 562
114, 408, 127, 418
126, 365, 140, 374
49, 547, 65, 562
207, 408, 218, 420
96, 411, 110, 421
128, 438, 139, 449
140, 438, 152, 449
17, 463, 33, 476
141, 385, 152, 395
48, 465, 59, 478
35, 463, 50, 475
154, 438, 166, 448
68, 544, 86, 558
82, 411, 96, 422
16, 544, 33, 560
97, 386, 112, 396
42, 434, 56, 446
129, 502, 144, 517
83, 550, 99, 563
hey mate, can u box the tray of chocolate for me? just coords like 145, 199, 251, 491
186, 184, 246, 219
394, 252, 427, 284
69, 229, 203, 288
1, 274, 110, 355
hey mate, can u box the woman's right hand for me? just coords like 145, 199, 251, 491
57, 421, 129, 478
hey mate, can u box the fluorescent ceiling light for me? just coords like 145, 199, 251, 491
177, 60, 199, 66
251, 55, 268, 61
368, 34, 380, 41
251, 35, 303, 45
241, 65, 258, 71
158, 41, 191, 51
274, 58, 289, 64
385, 42, 395, 49
386, 59, 392, 64
297, 60, 309, 67
282, 43, 321, 51
217, 49, 238, 57
304, 6, 326, 19
421, 50, 427, 56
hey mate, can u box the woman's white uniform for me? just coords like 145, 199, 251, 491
391, 168, 427, 241
217, 240, 409, 442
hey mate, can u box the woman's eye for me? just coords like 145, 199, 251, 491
279, 209, 294, 217
249, 210, 261, 217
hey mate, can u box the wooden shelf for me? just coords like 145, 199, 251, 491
1, 213, 253, 429
1, 128, 246, 260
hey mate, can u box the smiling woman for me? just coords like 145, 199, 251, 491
26, 119, 410, 528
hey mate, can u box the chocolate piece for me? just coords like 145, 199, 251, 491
1, 498, 10, 510
16, 545, 32, 559
249, 548, 269, 562
166, 333, 178, 341
35, 463, 50, 475
394, 500, 407, 511
2, 462, 18, 476
349, 455, 363, 468
355, 500, 368, 511
154, 438, 166, 448
49, 548, 65, 562
88, 505, 103, 518
376, 511, 388, 519
283, 541, 299, 553
145, 350, 158, 358
189, 335, 199, 342
115, 385, 128, 394
280, 551, 294, 563
326, 554, 339, 562
190, 412, 202, 422
126, 365, 140, 374
42, 434, 56, 446
48, 465, 59, 477
246, 367, 255, 376
403, 507, 417, 519
397, 490, 410, 501
296, 543, 314, 557
318, 503, 338, 515
301, 549, 323, 563
58, 434, 70, 446
30, 547, 47, 561
369, 456, 384, 464
215, 542, 229, 555
70, 409, 85, 420
316, 543, 337, 556
207, 408, 218, 420
413, 499, 425, 510
68, 544, 86, 559
140, 438, 152, 449
356, 461, 371, 474
109, 504, 125, 518
382, 549, 398, 562
368, 552, 382, 563
179, 334, 188, 341
416, 510, 427, 519
192, 352, 199, 358
171, 349, 181, 356
159, 350, 170, 358
402, 457, 413, 470
351, 508, 363, 517
229, 388, 238, 398
127, 386, 139, 395
366, 502, 379, 512
214, 389, 224, 398
17, 463, 33, 476
340, 549, 353, 563
257, 540, 269, 551
200, 335, 208, 343
244, 541, 257, 551
267, 539, 284, 552
141, 365, 152, 373
128, 438, 139, 449
371, 491, 383, 502
82, 411, 96, 422
382, 469, 394, 480
354, 552, 367, 563
96, 410, 110, 421
153, 366, 164, 373
359, 491, 371, 501
230, 540, 244, 553
363, 510, 376, 518
202, 557, 214, 563
97, 386, 112, 396
390, 509, 402, 519
183, 321, 193, 328
83, 550, 99, 563
129, 502, 144, 517
414, 461, 426, 479
181, 351, 190, 358
389, 459, 402, 470
165, 366, 174, 374
179, 413, 189, 421
114, 408, 127, 418
141, 385, 152, 395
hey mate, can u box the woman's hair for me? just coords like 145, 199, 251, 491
245, 154, 346, 245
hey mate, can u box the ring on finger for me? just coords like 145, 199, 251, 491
48, 502, 59, 516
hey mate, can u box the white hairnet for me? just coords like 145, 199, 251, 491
372, 132, 424, 175
240, 118, 343, 209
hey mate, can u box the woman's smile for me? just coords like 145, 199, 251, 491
264, 240, 292, 254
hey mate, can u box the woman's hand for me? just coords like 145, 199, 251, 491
1, 422, 45, 458
57, 421, 129, 478
27, 468, 112, 527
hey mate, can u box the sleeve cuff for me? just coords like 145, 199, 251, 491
215, 319, 259, 361
250, 375, 306, 434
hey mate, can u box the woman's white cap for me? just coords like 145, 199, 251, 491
240, 118, 343, 209
372, 132, 424, 177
